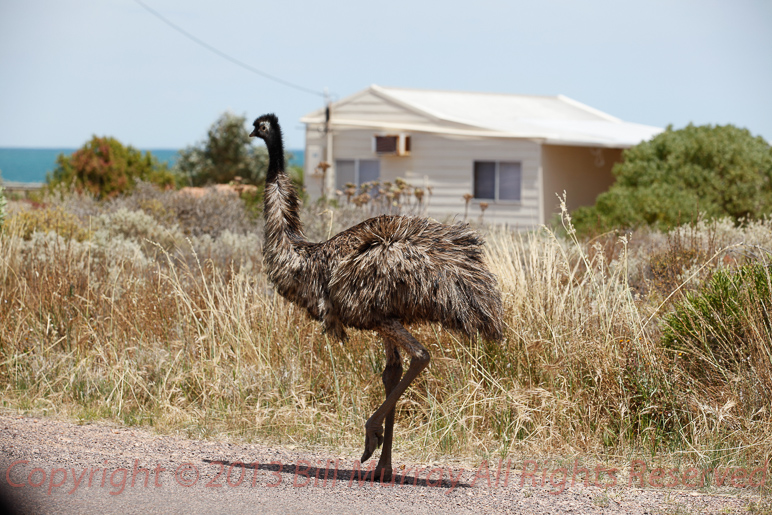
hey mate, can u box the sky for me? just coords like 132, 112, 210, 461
1, 0, 771, 151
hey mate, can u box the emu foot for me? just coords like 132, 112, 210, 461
360, 423, 384, 463
374, 466, 393, 483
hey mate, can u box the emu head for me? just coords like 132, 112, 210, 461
250, 113, 280, 144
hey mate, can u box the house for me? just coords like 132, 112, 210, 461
300, 85, 662, 226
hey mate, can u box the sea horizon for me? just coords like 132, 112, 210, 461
0, 147, 305, 184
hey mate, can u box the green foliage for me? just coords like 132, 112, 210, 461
47, 136, 177, 199
8, 205, 90, 241
573, 124, 772, 234
175, 112, 272, 186
663, 263, 772, 381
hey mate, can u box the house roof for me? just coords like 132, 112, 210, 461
301, 85, 662, 148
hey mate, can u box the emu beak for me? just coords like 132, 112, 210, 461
249, 129, 257, 137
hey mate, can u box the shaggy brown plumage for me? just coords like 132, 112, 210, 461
251, 113, 503, 481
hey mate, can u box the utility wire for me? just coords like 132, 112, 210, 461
133, 0, 325, 98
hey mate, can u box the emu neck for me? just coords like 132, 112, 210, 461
265, 138, 285, 184
263, 140, 306, 252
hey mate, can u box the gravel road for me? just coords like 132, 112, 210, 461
0, 415, 763, 514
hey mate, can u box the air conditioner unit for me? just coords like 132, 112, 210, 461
373, 134, 411, 156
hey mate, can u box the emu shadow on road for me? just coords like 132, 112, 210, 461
203, 458, 471, 491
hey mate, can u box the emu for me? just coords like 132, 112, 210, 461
250, 113, 503, 481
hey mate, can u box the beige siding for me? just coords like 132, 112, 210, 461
304, 127, 327, 198
410, 134, 542, 227
333, 90, 436, 127
332, 128, 378, 160
541, 145, 623, 223
310, 128, 542, 228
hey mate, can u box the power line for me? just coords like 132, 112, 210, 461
133, 0, 325, 98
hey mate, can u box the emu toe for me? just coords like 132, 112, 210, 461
360, 424, 384, 463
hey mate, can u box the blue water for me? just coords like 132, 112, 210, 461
0, 147, 305, 184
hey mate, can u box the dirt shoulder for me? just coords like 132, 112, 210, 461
0, 415, 763, 514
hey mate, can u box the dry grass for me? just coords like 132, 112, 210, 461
1, 189, 771, 477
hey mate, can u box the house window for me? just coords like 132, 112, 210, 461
473, 161, 521, 201
374, 136, 398, 154
335, 159, 380, 190
373, 135, 411, 156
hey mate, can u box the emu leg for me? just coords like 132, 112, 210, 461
374, 340, 402, 481
361, 320, 430, 474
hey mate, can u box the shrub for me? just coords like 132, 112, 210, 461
643, 223, 719, 298
64, 181, 259, 239
191, 230, 262, 273
93, 208, 184, 254
47, 136, 178, 199
573, 124, 772, 234
663, 263, 772, 396
17, 230, 149, 279
166, 188, 256, 237
8, 205, 90, 241
175, 112, 270, 186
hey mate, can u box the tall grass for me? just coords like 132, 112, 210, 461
0, 190, 771, 473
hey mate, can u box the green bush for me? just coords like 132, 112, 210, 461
47, 136, 178, 199
663, 263, 772, 386
174, 112, 270, 186
573, 124, 772, 234
8, 205, 90, 241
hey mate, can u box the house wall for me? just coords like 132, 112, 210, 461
306, 126, 543, 228
408, 133, 542, 227
541, 144, 623, 224
304, 126, 327, 198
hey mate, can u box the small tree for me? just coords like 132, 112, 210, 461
47, 136, 177, 199
572, 124, 772, 234
175, 112, 271, 186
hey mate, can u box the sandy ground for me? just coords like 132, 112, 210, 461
0, 415, 765, 514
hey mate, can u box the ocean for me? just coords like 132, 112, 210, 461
0, 147, 305, 184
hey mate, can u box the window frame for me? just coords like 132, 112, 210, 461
335, 158, 381, 191
472, 160, 522, 203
